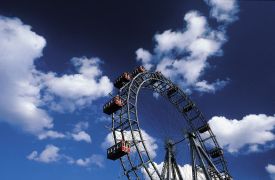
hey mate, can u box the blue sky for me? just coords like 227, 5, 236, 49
0, 0, 275, 179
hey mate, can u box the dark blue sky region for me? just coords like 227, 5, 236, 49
0, 0, 275, 180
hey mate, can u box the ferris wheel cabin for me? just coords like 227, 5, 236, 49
113, 66, 146, 89
107, 141, 131, 160
114, 72, 132, 89
103, 95, 125, 115
131, 66, 146, 78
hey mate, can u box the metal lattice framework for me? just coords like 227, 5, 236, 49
107, 70, 231, 180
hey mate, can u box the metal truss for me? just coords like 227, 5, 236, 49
160, 140, 183, 180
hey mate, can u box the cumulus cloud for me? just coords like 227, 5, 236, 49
0, 16, 113, 137
248, 144, 260, 153
75, 154, 104, 168
142, 162, 206, 180
136, 48, 153, 70
266, 164, 275, 180
195, 79, 228, 93
209, 114, 275, 153
71, 131, 92, 143
38, 130, 66, 140
0, 16, 52, 134
27, 144, 104, 168
136, 11, 228, 93
37, 121, 92, 143
42, 57, 113, 112
135, 0, 239, 93
102, 129, 158, 159
73, 121, 89, 132
27, 144, 60, 163
70, 121, 91, 143
204, 0, 239, 23
154, 11, 226, 89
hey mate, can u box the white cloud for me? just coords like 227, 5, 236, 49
70, 121, 91, 143
0, 16, 113, 138
0, 16, 52, 134
136, 48, 153, 70
102, 129, 158, 159
75, 154, 104, 168
154, 11, 226, 87
155, 11, 209, 53
135, 0, 239, 94
209, 114, 275, 153
137, 11, 228, 93
71, 131, 92, 143
27, 144, 104, 168
266, 164, 275, 180
248, 144, 260, 153
204, 0, 239, 23
42, 57, 113, 112
266, 164, 275, 173
142, 162, 206, 180
27, 144, 60, 163
38, 130, 66, 140
36, 122, 92, 143
73, 121, 89, 132
195, 80, 228, 93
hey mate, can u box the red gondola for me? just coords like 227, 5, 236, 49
114, 72, 132, 89
107, 141, 131, 160
103, 96, 125, 115
131, 66, 146, 78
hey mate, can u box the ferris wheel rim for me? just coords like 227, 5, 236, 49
110, 71, 230, 179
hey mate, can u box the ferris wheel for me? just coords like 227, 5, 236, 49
103, 66, 232, 180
